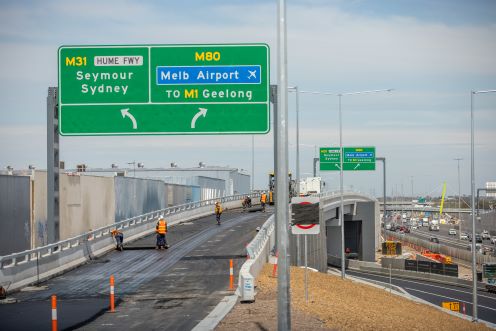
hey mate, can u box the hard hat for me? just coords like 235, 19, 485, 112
159, 214, 164, 219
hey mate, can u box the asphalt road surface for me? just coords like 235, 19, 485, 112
347, 269, 496, 324
0, 207, 271, 331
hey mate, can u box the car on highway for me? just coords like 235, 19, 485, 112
460, 233, 469, 240
429, 237, 440, 244
466, 243, 483, 252
448, 229, 457, 236
411, 225, 418, 230
470, 234, 483, 243
482, 230, 491, 240
491, 236, 496, 245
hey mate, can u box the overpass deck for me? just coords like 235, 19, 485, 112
1, 208, 270, 331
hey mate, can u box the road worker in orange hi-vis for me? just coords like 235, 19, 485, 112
260, 192, 267, 212
156, 215, 169, 249
215, 201, 223, 225
111, 229, 124, 251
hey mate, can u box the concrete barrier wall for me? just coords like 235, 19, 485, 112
239, 214, 275, 301
59, 174, 116, 240
0, 175, 31, 256
1, 171, 204, 255
114, 177, 167, 222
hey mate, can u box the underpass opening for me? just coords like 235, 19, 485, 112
344, 220, 363, 260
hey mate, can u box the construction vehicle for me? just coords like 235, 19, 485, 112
299, 177, 323, 196
268, 172, 297, 205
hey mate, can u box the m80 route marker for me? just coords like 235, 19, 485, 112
58, 44, 269, 135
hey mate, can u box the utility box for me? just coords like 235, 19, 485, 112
240, 273, 255, 302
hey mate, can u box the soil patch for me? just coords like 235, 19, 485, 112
216, 264, 490, 331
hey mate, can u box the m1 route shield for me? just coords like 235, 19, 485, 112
58, 44, 269, 135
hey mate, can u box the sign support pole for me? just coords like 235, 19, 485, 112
270, 84, 278, 249
277, 0, 291, 329
377, 157, 386, 222
338, 94, 346, 279
304, 234, 308, 303
47, 87, 60, 244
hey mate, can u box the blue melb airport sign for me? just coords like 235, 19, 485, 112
156, 65, 261, 85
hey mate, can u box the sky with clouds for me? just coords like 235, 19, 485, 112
0, 0, 495, 197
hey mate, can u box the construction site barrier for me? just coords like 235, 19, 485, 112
239, 214, 275, 302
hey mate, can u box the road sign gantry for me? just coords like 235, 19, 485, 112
320, 147, 376, 171
58, 44, 270, 135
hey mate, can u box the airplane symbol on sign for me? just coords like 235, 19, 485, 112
248, 70, 257, 79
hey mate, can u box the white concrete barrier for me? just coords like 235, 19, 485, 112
0, 194, 259, 293
239, 215, 275, 302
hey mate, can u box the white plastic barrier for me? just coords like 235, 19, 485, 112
239, 215, 275, 302
0, 193, 259, 292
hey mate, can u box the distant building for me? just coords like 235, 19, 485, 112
68, 163, 250, 197
486, 182, 496, 197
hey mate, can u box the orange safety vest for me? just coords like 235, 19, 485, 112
215, 204, 222, 214
261, 194, 267, 203
156, 220, 167, 234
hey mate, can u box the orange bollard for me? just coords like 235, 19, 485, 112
272, 252, 279, 277
51, 295, 57, 331
229, 259, 234, 290
110, 275, 115, 312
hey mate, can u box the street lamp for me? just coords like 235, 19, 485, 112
251, 135, 255, 191
453, 158, 463, 239
300, 88, 393, 279
470, 89, 496, 322
127, 161, 143, 177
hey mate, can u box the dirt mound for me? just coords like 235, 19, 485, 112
216, 264, 490, 331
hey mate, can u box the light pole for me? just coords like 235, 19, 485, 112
470, 89, 496, 322
454, 158, 463, 238
300, 88, 393, 279
377, 157, 386, 222
252, 135, 255, 191
410, 176, 414, 219
288, 86, 300, 195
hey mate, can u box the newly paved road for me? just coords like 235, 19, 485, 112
347, 269, 496, 324
0, 207, 272, 330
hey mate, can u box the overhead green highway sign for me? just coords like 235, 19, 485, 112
58, 44, 269, 135
320, 147, 376, 171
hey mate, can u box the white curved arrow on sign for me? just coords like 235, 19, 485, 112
191, 107, 208, 129
120, 108, 137, 129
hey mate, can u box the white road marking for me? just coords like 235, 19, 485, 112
349, 270, 496, 301
404, 287, 496, 312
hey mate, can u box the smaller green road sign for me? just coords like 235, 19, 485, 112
320, 148, 341, 171
320, 147, 376, 171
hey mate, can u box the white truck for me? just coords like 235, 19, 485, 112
429, 219, 440, 231
299, 177, 322, 196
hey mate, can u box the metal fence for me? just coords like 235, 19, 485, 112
385, 230, 496, 265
